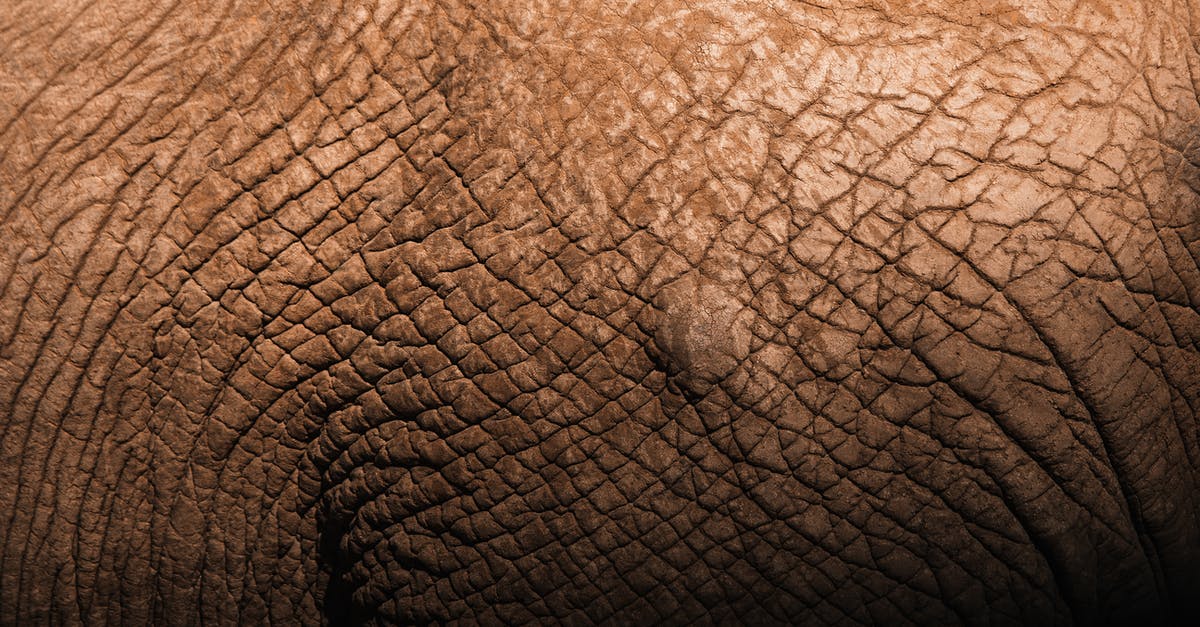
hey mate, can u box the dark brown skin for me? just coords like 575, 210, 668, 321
1, 0, 1199, 624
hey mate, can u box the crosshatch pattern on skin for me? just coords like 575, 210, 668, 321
1, 0, 1198, 624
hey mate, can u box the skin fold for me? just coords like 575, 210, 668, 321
1, 0, 1198, 624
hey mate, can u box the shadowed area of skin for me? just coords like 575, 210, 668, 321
1, 0, 1198, 624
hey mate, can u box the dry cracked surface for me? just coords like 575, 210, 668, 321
1, 0, 1199, 624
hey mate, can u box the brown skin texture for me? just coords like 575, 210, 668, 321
2, 0, 1199, 624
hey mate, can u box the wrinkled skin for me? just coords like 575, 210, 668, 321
2, 0, 1199, 624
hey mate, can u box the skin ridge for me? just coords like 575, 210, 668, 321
0, 0, 1198, 624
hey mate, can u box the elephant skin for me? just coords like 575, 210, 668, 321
1, 0, 1199, 624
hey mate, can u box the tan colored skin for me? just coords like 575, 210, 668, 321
1, 0, 1198, 624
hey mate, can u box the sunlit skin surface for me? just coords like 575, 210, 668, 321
1, 0, 1198, 624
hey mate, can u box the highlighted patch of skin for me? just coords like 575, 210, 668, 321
653, 273, 753, 396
